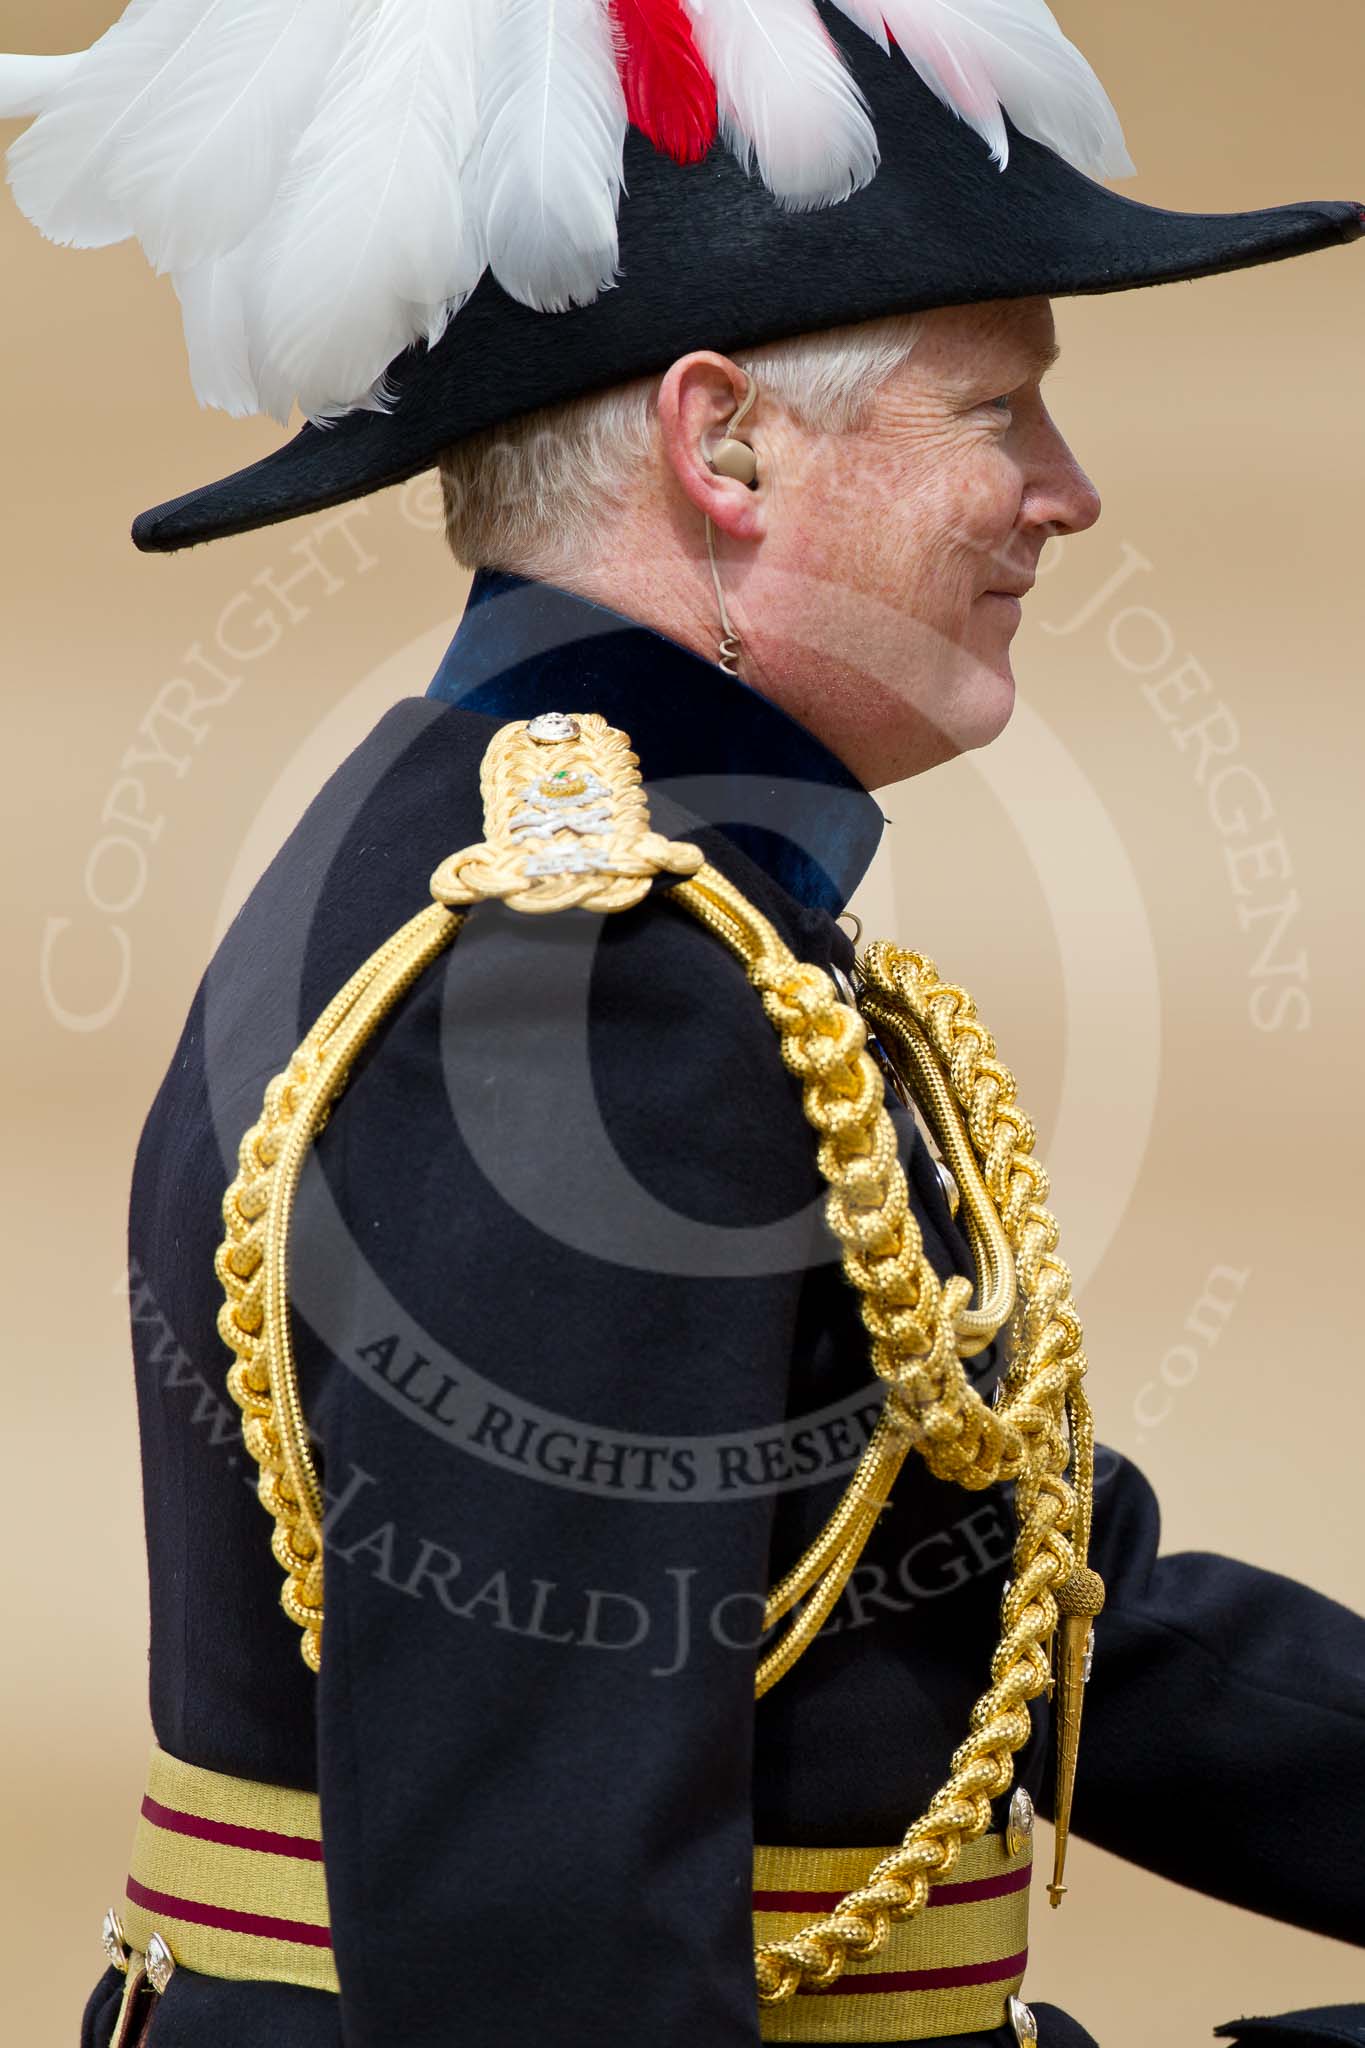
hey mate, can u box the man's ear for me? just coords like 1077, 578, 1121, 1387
656, 352, 768, 543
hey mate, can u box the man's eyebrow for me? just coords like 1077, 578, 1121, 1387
1019, 338, 1062, 378
995, 337, 1061, 383
942, 335, 1061, 395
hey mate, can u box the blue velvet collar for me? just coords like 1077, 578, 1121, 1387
425, 567, 885, 918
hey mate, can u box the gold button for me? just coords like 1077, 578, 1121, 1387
101, 1907, 129, 1974
145, 1931, 176, 1996
1008, 1994, 1039, 2045
1006, 1787, 1035, 1857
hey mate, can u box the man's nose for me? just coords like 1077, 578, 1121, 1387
1033, 411, 1102, 536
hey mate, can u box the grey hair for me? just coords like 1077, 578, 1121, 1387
437, 312, 925, 578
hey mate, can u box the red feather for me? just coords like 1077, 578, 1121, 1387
609, 0, 717, 166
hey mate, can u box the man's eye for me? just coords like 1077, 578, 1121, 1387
989, 393, 1015, 413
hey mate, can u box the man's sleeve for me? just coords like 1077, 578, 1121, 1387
303, 892, 827, 2046
1046, 1448, 1365, 1945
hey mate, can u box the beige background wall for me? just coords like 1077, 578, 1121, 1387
2, 2, 1362, 2041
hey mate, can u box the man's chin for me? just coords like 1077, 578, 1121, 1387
953, 653, 1017, 753
853, 648, 1019, 787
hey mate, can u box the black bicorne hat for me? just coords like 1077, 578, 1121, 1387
3, 2, 1360, 553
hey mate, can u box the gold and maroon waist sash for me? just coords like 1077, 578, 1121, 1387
106, 1747, 1031, 2043
752, 1842, 1031, 2042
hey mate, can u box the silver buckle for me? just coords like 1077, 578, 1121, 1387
145, 1931, 176, 1995
101, 1907, 130, 1975
1008, 1993, 1039, 2045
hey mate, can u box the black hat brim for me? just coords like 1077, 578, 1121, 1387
133, 25, 1363, 554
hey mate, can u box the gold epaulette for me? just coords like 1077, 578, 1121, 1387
212, 710, 1101, 2011
431, 708, 705, 911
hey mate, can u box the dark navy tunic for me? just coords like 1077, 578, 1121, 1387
84, 570, 1365, 2048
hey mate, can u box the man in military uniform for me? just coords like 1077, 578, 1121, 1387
4, 5, 1362, 2046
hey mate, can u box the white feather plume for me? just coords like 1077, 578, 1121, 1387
6, 0, 223, 247
6, 0, 1135, 431
0, 54, 88, 120
682, 0, 878, 210
865, 0, 1133, 179
476, 0, 628, 314
107, 0, 350, 274
174, 242, 265, 415
248, 0, 487, 423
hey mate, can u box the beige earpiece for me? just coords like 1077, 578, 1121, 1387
708, 436, 758, 485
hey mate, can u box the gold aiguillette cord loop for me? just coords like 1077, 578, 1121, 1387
755, 1401, 920, 1696
661, 897, 1103, 2002
854, 989, 1017, 1358
857, 944, 1104, 1922
218, 902, 463, 1670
